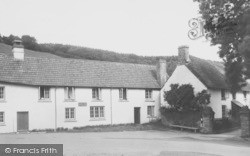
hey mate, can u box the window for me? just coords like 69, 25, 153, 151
92, 88, 101, 100
221, 89, 226, 100
65, 87, 75, 100
147, 106, 155, 117
65, 108, 75, 120
0, 112, 4, 123
222, 105, 227, 118
119, 88, 127, 100
232, 92, 236, 100
145, 89, 152, 99
90, 106, 104, 119
39, 86, 50, 100
0, 87, 5, 100
243, 91, 247, 99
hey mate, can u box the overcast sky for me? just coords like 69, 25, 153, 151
0, 0, 221, 61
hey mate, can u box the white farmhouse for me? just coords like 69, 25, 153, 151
0, 41, 168, 133
161, 45, 250, 119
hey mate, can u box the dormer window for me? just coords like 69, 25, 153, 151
65, 87, 75, 100
221, 89, 226, 100
243, 91, 247, 99
119, 88, 127, 100
145, 89, 152, 100
0, 87, 5, 101
92, 88, 101, 100
39, 86, 50, 100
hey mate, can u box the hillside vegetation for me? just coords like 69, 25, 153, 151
0, 34, 178, 75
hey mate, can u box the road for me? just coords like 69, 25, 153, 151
0, 130, 250, 156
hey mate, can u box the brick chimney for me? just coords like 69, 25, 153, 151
156, 59, 168, 87
12, 39, 24, 60
178, 45, 190, 65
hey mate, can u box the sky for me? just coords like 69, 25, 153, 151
0, 0, 221, 61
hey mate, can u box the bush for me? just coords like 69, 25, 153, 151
213, 118, 240, 133
164, 84, 211, 112
160, 107, 201, 127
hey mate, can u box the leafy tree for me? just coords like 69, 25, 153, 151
2, 34, 19, 45
164, 84, 211, 111
193, 0, 250, 94
191, 90, 210, 108
21, 35, 39, 51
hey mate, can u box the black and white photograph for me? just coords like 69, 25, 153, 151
0, 0, 250, 155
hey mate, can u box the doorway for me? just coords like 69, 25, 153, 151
134, 107, 140, 124
17, 112, 29, 131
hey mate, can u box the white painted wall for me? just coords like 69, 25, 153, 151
161, 65, 207, 105
0, 82, 55, 133
161, 65, 250, 119
0, 82, 160, 133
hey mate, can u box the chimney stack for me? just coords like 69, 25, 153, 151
12, 39, 24, 60
178, 45, 190, 65
156, 59, 168, 87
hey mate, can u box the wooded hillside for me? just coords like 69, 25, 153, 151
0, 34, 179, 75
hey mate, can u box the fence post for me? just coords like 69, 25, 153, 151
240, 106, 250, 137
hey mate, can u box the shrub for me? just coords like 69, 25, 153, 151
213, 118, 240, 133
164, 84, 211, 112
160, 107, 201, 127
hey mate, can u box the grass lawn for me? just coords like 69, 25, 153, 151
31, 120, 169, 133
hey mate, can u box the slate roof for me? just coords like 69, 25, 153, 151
0, 43, 61, 59
0, 52, 160, 89
186, 56, 228, 90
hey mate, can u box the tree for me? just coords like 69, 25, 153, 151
21, 35, 39, 51
164, 84, 211, 112
193, 0, 250, 93
2, 34, 19, 45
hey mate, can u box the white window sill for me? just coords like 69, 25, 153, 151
38, 99, 52, 102
0, 123, 6, 126
64, 99, 76, 102
89, 118, 105, 121
65, 119, 77, 122
119, 99, 128, 102
145, 99, 155, 102
92, 99, 103, 102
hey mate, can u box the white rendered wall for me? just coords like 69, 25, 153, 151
0, 82, 55, 133
0, 82, 160, 133
161, 65, 250, 119
161, 65, 207, 106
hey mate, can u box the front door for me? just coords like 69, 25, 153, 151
134, 107, 140, 124
17, 112, 29, 131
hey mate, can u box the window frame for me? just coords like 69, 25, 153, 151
232, 92, 236, 100
64, 87, 75, 101
39, 86, 50, 100
90, 106, 105, 119
119, 88, 127, 100
92, 88, 102, 100
222, 105, 227, 118
65, 107, 76, 121
147, 106, 155, 117
243, 91, 247, 99
0, 87, 5, 101
221, 89, 226, 100
145, 89, 153, 100
0, 112, 4, 124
